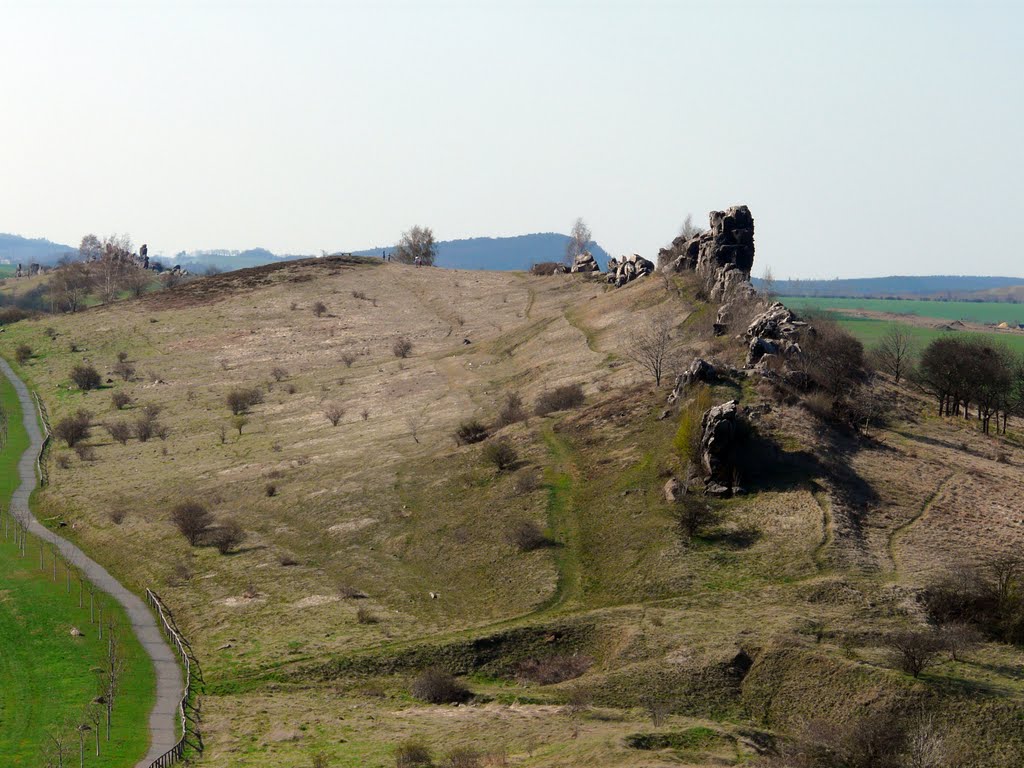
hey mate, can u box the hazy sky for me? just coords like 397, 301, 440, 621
1, 0, 1021, 278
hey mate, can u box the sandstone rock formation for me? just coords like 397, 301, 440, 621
744, 302, 809, 367
659, 205, 756, 302
663, 477, 684, 503
605, 254, 654, 287
667, 358, 716, 404
569, 251, 600, 273
700, 399, 740, 487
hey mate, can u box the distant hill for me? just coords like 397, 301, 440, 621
166, 248, 307, 272
0, 234, 75, 266
759, 275, 1024, 299
354, 233, 612, 271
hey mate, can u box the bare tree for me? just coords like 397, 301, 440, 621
679, 213, 704, 240
324, 403, 345, 426
628, 314, 676, 387
393, 225, 438, 265
49, 260, 94, 313
873, 324, 914, 384
565, 218, 591, 265
78, 234, 103, 261
760, 266, 777, 303
406, 413, 427, 443
171, 501, 213, 546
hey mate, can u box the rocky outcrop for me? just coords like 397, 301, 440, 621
569, 251, 600, 273
700, 400, 741, 487
667, 358, 716, 404
606, 254, 654, 287
663, 477, 684, 503
660, 205, 756, 301
744, 302, 809, 367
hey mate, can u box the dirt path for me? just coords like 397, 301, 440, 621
0, 358, 183, 768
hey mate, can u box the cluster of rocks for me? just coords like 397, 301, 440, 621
13, 263, 50, 278
667, 358, 716, 404
700, 400, 741, 493
744, 302, 810, 372
605, 253, 655, 287
659, 205, 757, 302
569, 251, 601, 273
15, 243, 189, 279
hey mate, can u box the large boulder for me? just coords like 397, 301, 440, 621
667, 358, 716, 404
606, 253, 654, 288
699, 400, 741, 485
661, 205, 755, 287
570, 251, 601, 273
746, 302, 807, 341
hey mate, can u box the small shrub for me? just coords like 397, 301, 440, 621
455, 419, 488, 445
516, 654, 592, 684
324, 404, 345, 426
56, 454, 71, 469
287, 383, 297, 395
54, 410, 92, 447
673, 384, 712, 466
211, 518, 246, 554
113, 360, 135, 381
134, 415, 155, 442
496, 392, 527, 427
352, 290, 367, 300
108, 508, 127, 525
226, 387, 263, 415
45, 327, 57, 339
338, 583, 368, 599
265, 483, 277, 497
111, 391, 131, 410
279, 555, 299, 567
443, 748, 481, 768
270, 366, 288, 382
512, 470, 540, 495
534, 383, 585, 416
74, 443, 96, 461
116, 351, 129, 362
0, 307, 31, 325
231, 415, 249, 436
394, 739, 433, 768
675, 496, 716, 541
341, 351, 356, 367
887, 629, 943, 678
530, 261, 563, 276
482, 439, 518, 472
356, 607, 379, 625
106, 421, 133, 445
312, 301, 328, 317
14, 343, 32, 364
170, 501, 213, 546
410, 668, 471, 704
393, 337, 413, 358
70, 364, 102, 391
360, 407, 370, 421
508, 520, 549, 552
310, 752, 329, 768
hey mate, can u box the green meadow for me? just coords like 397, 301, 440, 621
0, 373, 154, 766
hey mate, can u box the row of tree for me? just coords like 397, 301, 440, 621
874, 326, 1024, 434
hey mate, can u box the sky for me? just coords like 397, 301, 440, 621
1, 0, 1021, 278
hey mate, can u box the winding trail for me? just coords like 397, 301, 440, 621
0, 358, 183, 768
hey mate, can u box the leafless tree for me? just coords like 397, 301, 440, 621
324, 403, 345, 426
49, 260, 94, 313
393, 337, 413, 358
406, 413, 427, 443
679, 213, 704, 240
887, 629, 943, 678
874, 324, 914, 384
565, 217, 591, 265
393, 225, 438, 265
78, 234, 102, 261
628, 314, 676, 387
171, 501, 213, 546
760, 266, 777, 303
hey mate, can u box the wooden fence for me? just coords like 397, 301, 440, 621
145, 589, 204, 767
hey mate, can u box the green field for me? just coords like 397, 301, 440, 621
0, 266, 14, 278
784, 295, 1024, 326
0, 374, 154, 766
831, 316, 1024, 356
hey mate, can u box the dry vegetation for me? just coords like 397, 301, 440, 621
2, 257, 1024, 766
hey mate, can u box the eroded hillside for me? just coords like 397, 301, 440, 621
3, 256, 1024, 767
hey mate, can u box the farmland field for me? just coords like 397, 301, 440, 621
829, 316, 1024, 356
783, 295, 1024, 326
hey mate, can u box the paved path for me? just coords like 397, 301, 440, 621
0, 358, 184, 768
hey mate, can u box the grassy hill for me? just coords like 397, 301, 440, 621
1, 258, 1023, 766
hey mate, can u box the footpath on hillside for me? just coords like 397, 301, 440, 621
0, 358, 184, 768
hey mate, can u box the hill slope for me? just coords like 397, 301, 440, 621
0, 233, 75, 265
1, 260, 1023, 767
355, 233, 612, 271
